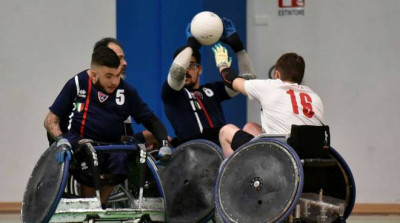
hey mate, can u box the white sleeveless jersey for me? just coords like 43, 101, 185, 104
245, 79, 324, 134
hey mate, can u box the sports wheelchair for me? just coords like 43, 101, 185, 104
215, 125, 356, 223
22, 141, 166, 223
22, 125, 355, 223
22, 139, 224, 223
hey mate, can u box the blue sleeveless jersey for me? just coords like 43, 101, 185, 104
50, 70, 154, 143
161, 81, 231, 139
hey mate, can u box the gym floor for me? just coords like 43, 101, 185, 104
1, 214, 400, 223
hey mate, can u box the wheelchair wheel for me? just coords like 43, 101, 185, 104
158, 139, 224, 223
22, 144, 70, 223
299, 147, 356, 222
216, 138, 304, 223
330, 147, 356, 219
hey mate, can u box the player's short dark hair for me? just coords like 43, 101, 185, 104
275, 53, 305, 84
91, 46, 120, 68
173, 46, 201, 64
93, 37, 123, 51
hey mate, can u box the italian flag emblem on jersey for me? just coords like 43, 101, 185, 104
74, 102, 84, 112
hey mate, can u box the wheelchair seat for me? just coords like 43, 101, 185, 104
287, 125, 331, 159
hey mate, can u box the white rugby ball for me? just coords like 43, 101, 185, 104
190, 11, 223, 46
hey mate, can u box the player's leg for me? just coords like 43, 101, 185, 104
100, 184, 115, 207
80, 184, 95, 198
220, 124, 256, 158
219, 124, 241, 158
80, 181, 121, 209
242, 122, 263, 136
101, 154, 129, 207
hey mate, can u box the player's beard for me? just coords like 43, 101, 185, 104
186, 82, 196, 90
120, 67, 126, 79
94, 79, 108, 94
185, 73, 197, 90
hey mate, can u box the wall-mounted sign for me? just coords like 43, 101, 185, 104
278, 0, 305, 16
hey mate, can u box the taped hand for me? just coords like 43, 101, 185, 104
55, 137, 72, 164
212, 43, 232, 68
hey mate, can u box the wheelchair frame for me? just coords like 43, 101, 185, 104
49, 143, 166, 223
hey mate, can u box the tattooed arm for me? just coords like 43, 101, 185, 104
44, 111, 63, 140
167, 47, 192, 91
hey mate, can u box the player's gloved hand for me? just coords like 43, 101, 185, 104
186, 23, 201, 51
157, 140, 172, 161
55, 137, 72, 164
121, 135, 138, 145
221, 17, 237, 39
212, 43, 238, 89
220, 17, 244, 53
186, 22, 193, 39
212, 43, 232, 68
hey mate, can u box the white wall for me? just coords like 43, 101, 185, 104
1, 0, 399, 205
0, 0, 116, 201
247, 0, 400, 203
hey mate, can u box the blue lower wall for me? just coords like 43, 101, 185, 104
117, 0, 247, 138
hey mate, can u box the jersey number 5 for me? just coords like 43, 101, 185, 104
286, 89, 314, 118
116, 89, 125, 105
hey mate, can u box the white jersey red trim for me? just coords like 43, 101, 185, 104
245, 79, 324, 134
